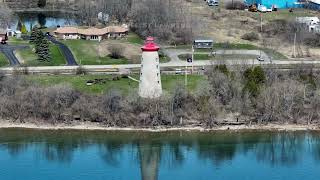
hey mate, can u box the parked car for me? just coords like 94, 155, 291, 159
256, 56, 265, 62
207, 0, 219, 6
257, 4, 267, 13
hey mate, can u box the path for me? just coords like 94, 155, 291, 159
46, 35, 78, 66
0, 45, 28, 66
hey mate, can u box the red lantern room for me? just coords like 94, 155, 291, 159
141, 37, 160, 52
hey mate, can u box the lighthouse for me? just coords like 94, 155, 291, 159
139, 37, 162, 98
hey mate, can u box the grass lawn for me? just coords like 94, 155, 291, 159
126, 32, 144, 45
63, 40, 129, 65
27, 74, 206, 95
17, 43, 66, 66
0, 53, 9, 67
7, 37, 29, 45
9, 38, 67, 66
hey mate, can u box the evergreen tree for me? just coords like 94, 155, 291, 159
37, 38, 51, 62
30, 27, 39, 44
21, 24, 27, 34
17, 19, 22, 31
30, 27, 51, 62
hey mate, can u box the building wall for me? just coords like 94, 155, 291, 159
245, 0, 301, 8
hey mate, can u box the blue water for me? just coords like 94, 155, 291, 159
0, 130, 320, 180
11, 12, 77, 31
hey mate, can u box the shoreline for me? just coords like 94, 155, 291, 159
0, 121, 319, 132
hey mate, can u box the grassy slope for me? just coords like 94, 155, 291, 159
0, 53, 9, 67
63, 40, 129, 65
27, 75, 206, 95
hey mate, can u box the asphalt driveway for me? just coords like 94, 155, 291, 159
0, 45, 28, 66
46, 35, 78, 66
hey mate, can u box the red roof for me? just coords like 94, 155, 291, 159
141, 37, 159, 52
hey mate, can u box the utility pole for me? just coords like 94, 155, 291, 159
192, 45, 194, 74
293, 32, 297, 58
260, 13, 263, 32
185, 60, 188, 87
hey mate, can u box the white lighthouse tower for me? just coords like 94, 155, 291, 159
139, 37, 162, 98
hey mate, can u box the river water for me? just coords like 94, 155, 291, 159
0, 129, 320, 180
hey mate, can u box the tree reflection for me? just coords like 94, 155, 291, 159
253, 132, 305, 167
1, 129, 320, 178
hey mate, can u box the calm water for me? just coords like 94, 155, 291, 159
12, 12, 78, 31
0, 129, 320, 180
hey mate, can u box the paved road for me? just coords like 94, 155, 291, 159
162, 49, 271, 65
1, 58, 320, 75
46, 35, 78, 66
0, 45, 28, 66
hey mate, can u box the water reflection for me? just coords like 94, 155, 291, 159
11, 12, 78, 30
0, 130, 320, 179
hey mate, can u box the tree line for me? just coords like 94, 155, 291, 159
0, 64, 320, 127
76, 0, 196, 44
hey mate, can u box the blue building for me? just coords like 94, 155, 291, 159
245, 0, 303, 9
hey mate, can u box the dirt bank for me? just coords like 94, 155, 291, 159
0, 120, 319, 132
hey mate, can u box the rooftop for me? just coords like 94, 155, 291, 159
54, 26, 129, 35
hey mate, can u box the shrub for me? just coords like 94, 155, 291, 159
241, 32, 259, 41
76, 66, 87, 75
225, 1, 246, 10
108, 45, 124, 59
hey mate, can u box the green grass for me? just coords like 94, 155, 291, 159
213, 43, 258, 50
126, 32, 144, 45
63, 40, 129, 65
18, 44, 66, 66
262, 48, 288, 60
7, 37, 29, 45
160, 55, 171, 63
27, 74, 206, 95
0, 53, 9, 67
9, 38, 68, 66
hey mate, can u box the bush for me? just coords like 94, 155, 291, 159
108, 45, 124, 59
241, 32, 259, 41
76, 66, 87, 75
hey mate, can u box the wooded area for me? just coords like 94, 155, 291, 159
0, 64, 319, 127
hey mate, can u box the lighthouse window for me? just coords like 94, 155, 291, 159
157, 73, 159, 76
141, 73, 143, 75
158, 81, 160, 84
156, 65, 159, 69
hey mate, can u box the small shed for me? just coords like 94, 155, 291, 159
193, 39, 214, 49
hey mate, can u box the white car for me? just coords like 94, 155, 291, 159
257, 4, 267, 13
207, 0, 219, 6
256, 56, 265, 62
